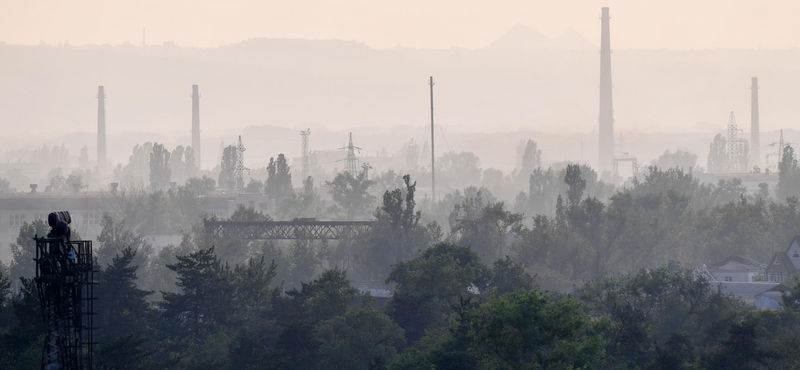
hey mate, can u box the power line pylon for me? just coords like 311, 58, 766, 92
340, 132, 361, 175
301, 129, 311, 180
726, 111, 748, 172
235, 135, 247, 191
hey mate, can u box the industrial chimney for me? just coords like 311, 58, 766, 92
97, 86, 107, 169
598, 7, 615, 173
191, 85, 201, 168
751, 77, 760, 169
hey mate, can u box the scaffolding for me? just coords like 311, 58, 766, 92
35, 211, 95, 370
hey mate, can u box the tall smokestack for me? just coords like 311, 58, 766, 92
97, 86, 107, 169
751, 77, 760, 169
598, 7, 615, 173
191, 84, 201, 168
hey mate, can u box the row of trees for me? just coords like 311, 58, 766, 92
2, 234, 799, 369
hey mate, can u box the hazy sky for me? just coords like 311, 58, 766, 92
3, 0, 800, 50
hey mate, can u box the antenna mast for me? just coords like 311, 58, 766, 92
430, 76, 436, 202
301, 129, 311, 180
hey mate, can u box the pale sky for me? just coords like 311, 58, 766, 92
2, 0, 800, 50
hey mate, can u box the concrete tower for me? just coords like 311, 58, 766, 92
751, 77, 760, 169
97, 86, 107, 169
599, 7, 615, 173
191, 85, 201, 168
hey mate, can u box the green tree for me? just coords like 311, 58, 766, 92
218, 145, 237, 189
450, 195, 523, 262
327, 171, 375, 221
385, 243, 489, 342
315, 308, 406, 370
360, 175, 439, 279
9, 219, 49, 281
652, 150, 699, 172
95, 247, 153, 338
516, 139, 542, 183
707, 133, 729, 173
96, 213, 152, 267
185, 175, 216, 196
437, 151, 482, 189
266, 153, 293, 202
469, 290, 607, 370
564, 164, 586, 207
160, 247, 233, 341
149, 142, 171, 190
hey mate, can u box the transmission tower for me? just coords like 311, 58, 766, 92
340, 132, 361, 175
726, 111, 748, 173
301, 129, 311, 180
235, 135, 247, 191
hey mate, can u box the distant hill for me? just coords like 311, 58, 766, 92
486, 24, 595, 51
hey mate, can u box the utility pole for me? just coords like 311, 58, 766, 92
430, 76, 436, 202
300, 129, 311, 180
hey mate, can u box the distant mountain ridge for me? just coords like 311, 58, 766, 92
486, 24, 596, 51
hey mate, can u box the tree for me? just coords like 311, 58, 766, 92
79, 145, 89, 168
149, 142, 171, 190
232, 256, 279, 320
96, 213, 152, 267
160, 247, 233, 341
244, 178, 264, 193
516, 139, 542, 183
185, 175, 216, 196
218, 145, 237, 189
707, 134, 728, 173
327, 171, 375, 221
488, 256, 536, 295
266, 153, 293, 202
651, 150, 698, 172
450, 195, 523, 262
95, 247, 153, 338
469, 290, 607, 369
385, 243, 489, 342
0, 177, 11, 193
438, 151, 482, 189
564, 164, 586, 207
9, 219, 49, 281
778, 145, 800, 199
315, 308, 406, 370
362, 175, 434, 277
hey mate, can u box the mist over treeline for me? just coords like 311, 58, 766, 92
2, 137, 800, 367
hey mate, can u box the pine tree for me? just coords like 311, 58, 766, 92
160, 247, 233, 341
96, 247, 153, 338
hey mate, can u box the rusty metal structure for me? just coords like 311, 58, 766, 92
34, 211, 96, 370
204, 219, 374, 240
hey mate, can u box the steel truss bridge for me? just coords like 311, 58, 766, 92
204, 219, 375, 240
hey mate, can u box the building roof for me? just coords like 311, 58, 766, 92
712, 281, 787, 297
708, 255, 765, 272
767, 251, 798, 275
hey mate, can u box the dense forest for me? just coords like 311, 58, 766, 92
2, 142, 800, 369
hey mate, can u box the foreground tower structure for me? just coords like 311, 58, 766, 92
97, 86, 107, 169
599, 7, 615, 173
191, 85, 201, 169
751, 77, 760, 169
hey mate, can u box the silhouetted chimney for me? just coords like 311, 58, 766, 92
192, 85, 201, 169
97, 86, 107, 169
599, 7, 615, 173
751, 77, 760, 169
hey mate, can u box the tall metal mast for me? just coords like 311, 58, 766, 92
430, 76, 436, 202
301, 129, 311, 180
